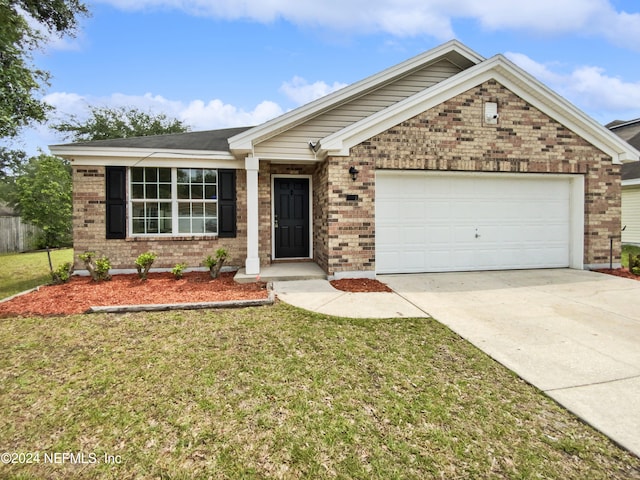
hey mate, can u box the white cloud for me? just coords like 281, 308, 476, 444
94, 0, 640, 47
19, 6, 85, 52
280, 76, 348, 106
0, 91, 285, 156
505, 52, 640, 121
43, 91, 284, 132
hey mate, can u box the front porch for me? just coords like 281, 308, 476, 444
234, 262, 326, 283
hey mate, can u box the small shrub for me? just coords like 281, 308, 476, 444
135, 251, 157, 280
50, 262, 73, 285
79, 252, 111, 281
204, 247, 228, 279
171, 263, 188, 280
630, 254, 640, 275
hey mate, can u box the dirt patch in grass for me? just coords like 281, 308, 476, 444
330, 278, 392, 292
0, 271, 268, 317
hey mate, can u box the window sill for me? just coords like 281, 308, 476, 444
126, 235, 219, 242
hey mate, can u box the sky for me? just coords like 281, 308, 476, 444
8, 0, 640, 156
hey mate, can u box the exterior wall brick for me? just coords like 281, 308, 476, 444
72, 166, 247, 270
74, 80, 622, 275
313, 159, 329, 273
322, 80, 621, 274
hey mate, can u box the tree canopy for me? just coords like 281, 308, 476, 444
0, 0, 89, 139
15, 154, 72, 247
53, 106, 190, 142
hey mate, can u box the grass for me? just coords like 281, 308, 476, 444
0, 249, 74, 299
622, 244, 640, 268
1, 304, 639, 479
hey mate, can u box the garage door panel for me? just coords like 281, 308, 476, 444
376, 173, 571, 274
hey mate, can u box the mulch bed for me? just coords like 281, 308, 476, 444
0, 271, 268, 317
0, 272, 394, 317
330, 278, 392, 293
594, 268, 640, 280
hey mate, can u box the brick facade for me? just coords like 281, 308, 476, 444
72, 166, 247, 271
316, 80, 621, 275
73, 80, 622, 275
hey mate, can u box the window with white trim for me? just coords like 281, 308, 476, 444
130, 167, 218, 235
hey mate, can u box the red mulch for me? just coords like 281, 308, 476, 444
595, 268, 640, 280
330, 278, 392, 293
0, 271, 268, 317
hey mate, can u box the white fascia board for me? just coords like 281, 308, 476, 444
623, 178, 640, 187
228, 40, 484, 151
50, 146, 243, 169
50, 146, 235, 160
321, 55, 640, 164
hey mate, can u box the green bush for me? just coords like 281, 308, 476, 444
135, 251, 157, 280
629, 254, 640, 276
79, 252, 111, 281
50, 262, 73, 285
171, 263, 188, 280
204, 248, 228, 279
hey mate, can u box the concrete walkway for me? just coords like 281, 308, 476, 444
273, 279, 428, 318
273, 269, 640, 457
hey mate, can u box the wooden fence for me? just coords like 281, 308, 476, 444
0, 216, 42, 254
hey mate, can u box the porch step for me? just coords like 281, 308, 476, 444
234, 262, 327, 283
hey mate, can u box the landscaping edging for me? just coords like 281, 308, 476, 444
86, 283, 275, 314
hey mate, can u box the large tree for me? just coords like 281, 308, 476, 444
53, 106, 190, 142
0, 0, 89, 139
15, 154, 72, 247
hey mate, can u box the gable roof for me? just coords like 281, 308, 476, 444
50, 40, 639, 167
228, 40, 484, 153
319, 54, 639, 164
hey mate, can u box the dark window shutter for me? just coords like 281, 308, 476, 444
218, 169, 236, 238
105, 166, 127, 239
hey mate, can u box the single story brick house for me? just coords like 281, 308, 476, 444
51, 40, 639, 278
608, 118, 640, 245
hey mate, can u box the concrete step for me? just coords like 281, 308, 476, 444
234, 262, 327, 283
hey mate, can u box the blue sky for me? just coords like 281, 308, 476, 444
9, 0, 640, 156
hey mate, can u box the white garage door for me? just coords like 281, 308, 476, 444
376, 172, 571, 274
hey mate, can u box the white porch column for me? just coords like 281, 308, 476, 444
245, 155, 260, 275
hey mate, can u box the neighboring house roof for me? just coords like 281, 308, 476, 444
609, 119, 640, 183
608, 118, 640, 150
623, 161, 640, 181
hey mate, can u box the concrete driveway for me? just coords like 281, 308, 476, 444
382, 269, 640, 457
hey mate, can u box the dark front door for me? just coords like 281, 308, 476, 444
274, 177, 310, 258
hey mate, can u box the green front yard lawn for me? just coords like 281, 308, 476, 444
0, 249, 74, 299
1, 304, 639, 479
